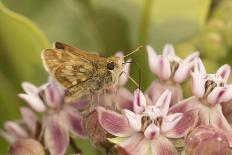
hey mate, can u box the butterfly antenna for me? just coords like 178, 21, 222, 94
123, 45, 143, 58
122, 61, 141, 90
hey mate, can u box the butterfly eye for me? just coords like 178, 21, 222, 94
107, 62, 115, 70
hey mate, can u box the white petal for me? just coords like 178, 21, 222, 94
183, 52, 199, 64
147, 45, 158, 75
207, 87, 228, 105
162, 44, 175, 58
4, 121, 28, 139
21, 82, 38, 95
155, 90, 172, 116
144, 124, 160, 140
18, 94, 46, 112
124, 109, 142, 132
156, 56, 171, 80
216, 64, 231, 82
191, 72, 205, 98
194, 58, 206, 75
133, 89, 146, 114
161, 113, 183, 133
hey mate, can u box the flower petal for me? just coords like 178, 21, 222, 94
62, 106, 86, 138
165, 110, 198, 138
155, 89, 172, 116
156, 56, 171, 80
207, 87, 230, 105
216, 64, 231, 82
116, 88, 133, 111
119, 58, 131, 86
151, 136, 177, 155
116, 134, 150, 155
20, 107, 37, 133
174, 52, 198, 83
194, 58, 206, 75
124, 109, 142, 132
21, 82, 38, 95
161, 113, 183, 133
146, 80, 183, 106
133, 89, 146, 114
18, 94, 46, 112
4, 121, 28, 139
146, 45, 157, 75
45, 81, 63, 108
44, 115, 69, 155
97, 107, 132, 137
191, 72, 205, 98
144, 124, 160, 140
162, 44, 175, 58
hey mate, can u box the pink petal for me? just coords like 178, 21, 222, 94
151, 136, 177, 155
144, 124, 160, 140
44, 115, 69, 155
162, 44, 175, 58
18, 94, 46, 112
216, 64, 231, 82
45, 81, 63, 108
169, 96, 200, 114
116, 88, 133, 111
147, 45, 158, 75
207, 87, 228, 105
20, 107, 37, 133
155, 89, 172, 116
97, 107, 132, 137
133, 89, 146, 114
165, 110, 198, 138
21, 82, 38, 95
174, 52, 198, 83
156, 56, 171, 80
4, 121, 28, 139
119, 58, 131, 86
161, 113, 183, 133
194, 58, 206, 75
70, 98, 89, 110
116, 134, 150, 155
146, 80, 183, 106
62, 106, 86, 138
124, 109, 142, 132
191, 72, 205, 98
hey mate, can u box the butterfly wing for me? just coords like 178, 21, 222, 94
41, 43, 100, 89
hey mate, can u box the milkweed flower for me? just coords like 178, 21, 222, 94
170, 58, 232, 146
97, 90, 197, 155
18, 79, 86, 155
146, 44, 199, 105
0, 107, 39, 143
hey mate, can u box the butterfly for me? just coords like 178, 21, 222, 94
41, 42, 140, 102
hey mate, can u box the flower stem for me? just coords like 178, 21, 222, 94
70, 137, 82, 154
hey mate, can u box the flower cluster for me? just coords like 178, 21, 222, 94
1, 44, 232, 155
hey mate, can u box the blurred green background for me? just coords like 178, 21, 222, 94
0, 0, 231, 154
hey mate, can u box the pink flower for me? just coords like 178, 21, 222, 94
146, 44, 199, 105
18, 79, 86, 155
0, 107, 38, 143
170, 58, 232, 146
97, 90, 197, 155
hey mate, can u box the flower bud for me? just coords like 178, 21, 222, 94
8, 139, 45, 155
184, 126, 230, 155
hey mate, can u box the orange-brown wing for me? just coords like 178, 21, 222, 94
41, 47, 96, 89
